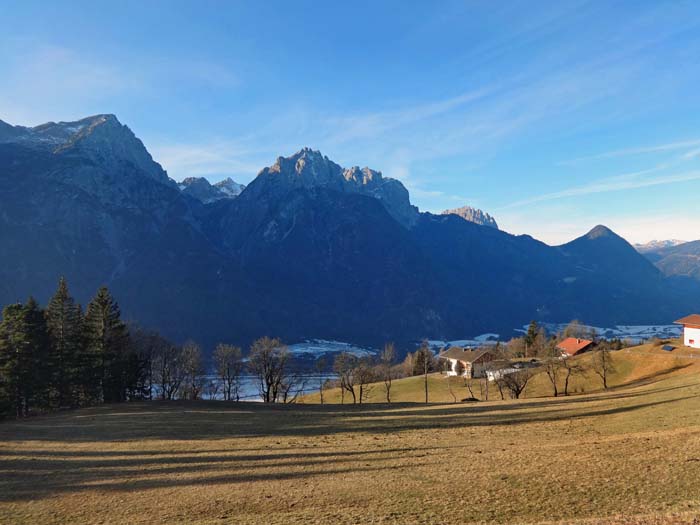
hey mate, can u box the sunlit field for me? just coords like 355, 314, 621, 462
1, 344, 699, 524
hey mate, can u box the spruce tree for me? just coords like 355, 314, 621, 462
524, 320, 540, 358
0, 299, 50, 417
84, 286, 129, 403
45, 277, 83, 408
0, 304, 27, 417
23, 297, 51, 412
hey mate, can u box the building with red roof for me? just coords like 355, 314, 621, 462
556, 337, 595, 357
674, 314, 700, 349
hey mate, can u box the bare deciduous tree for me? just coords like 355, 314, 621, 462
380, 343, 396, 403
562, 357, 585, 396
501, 369, 535, 399
592, 344, 616, 390
181, 341, 205, 400
315, 356, 327, 404
280, 370, 307, 403
213, 343, 243, 401
494, 376, 506, 400
152, 341, 184, 400
333, 352, 357, 404
414, 341, 432, 403
464, 376, 477, 399
542, 358, 563, 397
248, 337, 289, 403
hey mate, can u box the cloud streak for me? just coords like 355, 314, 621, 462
563, 138, 700, 164
500, 169, 700, 210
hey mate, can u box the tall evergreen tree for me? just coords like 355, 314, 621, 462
0, 303, 27, 418
45, 277, 83, 407
524, 320, 541, 357
23, 297, 51, 411
0, 298, 50, 417
84, 286, 130, 403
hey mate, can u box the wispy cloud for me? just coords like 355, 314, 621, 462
563, 138, 700, 165
499, 169, 700, 210
150, 140, 268, 182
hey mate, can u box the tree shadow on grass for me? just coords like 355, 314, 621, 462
0, 454, 422, 502
0, 392, 694, 443
0, 386, 697, 502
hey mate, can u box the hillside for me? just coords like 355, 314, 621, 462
1, 350, 699, 524
303, 341, 698, 403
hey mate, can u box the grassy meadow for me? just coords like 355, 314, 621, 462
1, 342, 699, 524
304, 340, 697, 404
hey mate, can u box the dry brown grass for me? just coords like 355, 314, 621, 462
1, 346, 699, 524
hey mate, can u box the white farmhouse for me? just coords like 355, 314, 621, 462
438, 347, 495, 378
675, 314, 700, 349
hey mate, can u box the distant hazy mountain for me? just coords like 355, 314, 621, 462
634, 239, 687, 254
214, 177, 245, 197
639, 240, 700, 281
441, 206, 498, 229
1, 114, 697, 349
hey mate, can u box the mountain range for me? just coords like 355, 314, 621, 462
1, 114, 697, 350
634, 240, 687, 253
637, 240, 700, 282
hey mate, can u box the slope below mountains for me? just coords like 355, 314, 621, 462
0, 114, 697, 349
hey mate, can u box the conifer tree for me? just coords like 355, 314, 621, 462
84, 286, 129, 403
0, 299, 50, 417
23, 297, 51, 411
0, 303, 28, 417
45, 277, 83, 407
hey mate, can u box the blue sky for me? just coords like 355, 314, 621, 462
2, 1, 700, 244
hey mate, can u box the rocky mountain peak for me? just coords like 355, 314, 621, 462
214, 177, 246, 197
0, 114, 170, 185
343, 166, 382, 186
441, 206, 498, 229
179, 176, 245, 203
252, 148, 419, 227
584, 225, 617, 240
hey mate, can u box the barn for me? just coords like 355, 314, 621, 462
439, 347, 496, 378
674, 314, 700, 349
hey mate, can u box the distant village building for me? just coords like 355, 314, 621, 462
674, 314, 700, 349
556, 337, 595, 357
439, 347, 495, 378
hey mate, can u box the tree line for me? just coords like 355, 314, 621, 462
0, 279, 317, 419
0, 278, 149, 418
324, 341, 438, 404
0, 285, 632, 418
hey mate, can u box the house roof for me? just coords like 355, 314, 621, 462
556, 337, 594, 356
439, 347, 493, 363
674, 314, 700, 327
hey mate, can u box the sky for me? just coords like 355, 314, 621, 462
2, 0, 700, 245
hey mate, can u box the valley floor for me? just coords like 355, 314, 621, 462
1, 347, 700, 524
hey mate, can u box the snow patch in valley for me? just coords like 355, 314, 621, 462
286, 339, 377, 357
427, 334, 500, 352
